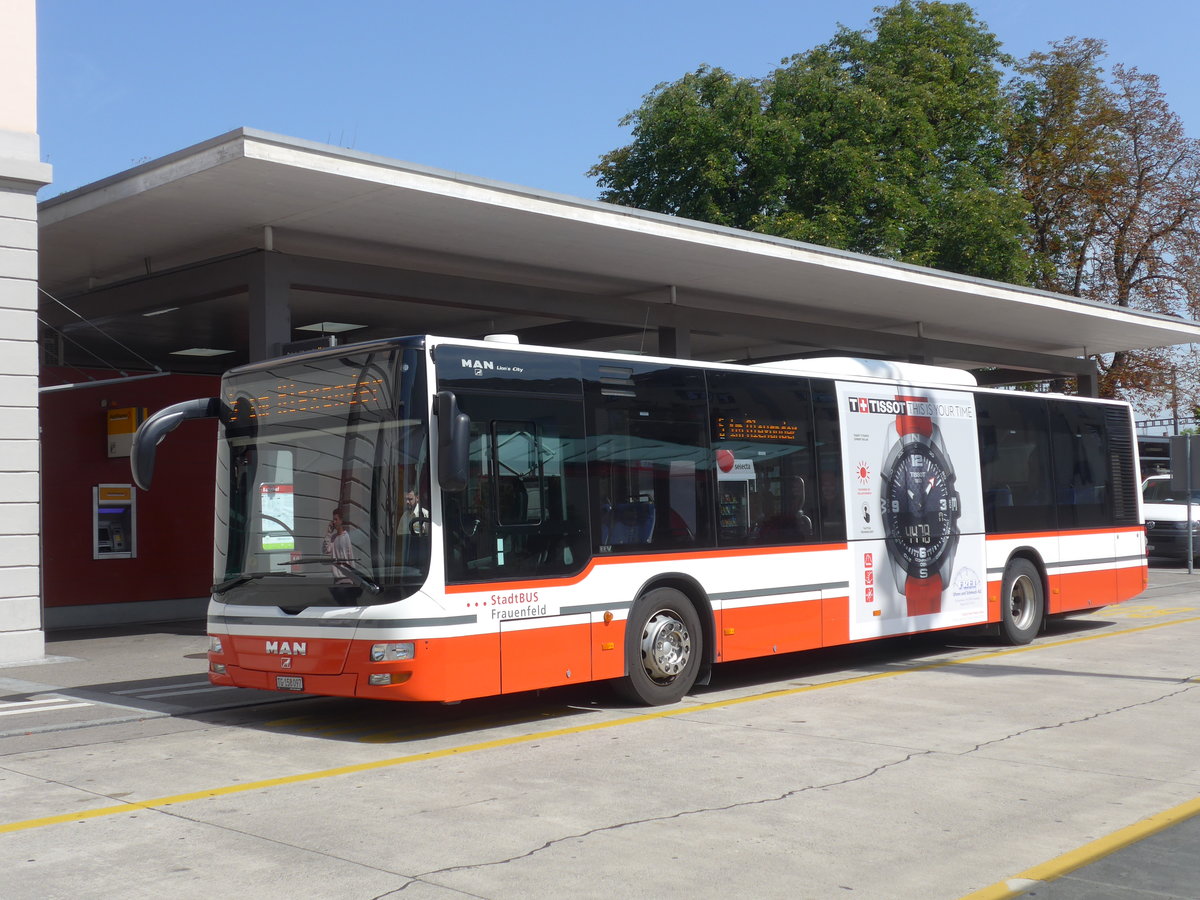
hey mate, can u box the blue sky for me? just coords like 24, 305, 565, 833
36, 0, 1200, 201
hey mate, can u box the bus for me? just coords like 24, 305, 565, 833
131, 335, 1147, 706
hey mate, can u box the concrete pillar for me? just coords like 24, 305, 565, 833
0, 0, 52, 662
652, 287, 691, 359
247, 251, 291, 362
657, 326, 696, 362
658, 325, 691, 359
1077, 363, 1100, 399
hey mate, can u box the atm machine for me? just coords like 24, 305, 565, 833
93, 483, 136, 559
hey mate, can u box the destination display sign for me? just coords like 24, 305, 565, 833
714, 415, 801, 443
224, 378, 385, 422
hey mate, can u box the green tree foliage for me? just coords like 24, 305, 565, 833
585, 66, 771, 230
589, 1, 1031, 282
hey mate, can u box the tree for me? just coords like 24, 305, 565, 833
586, 66, 770, 230
761, 0, 1029, 280
1008, 38, 1119, 295
1096, 66, 1200, 397
590, 1, 1031, 282
1011, 41, 1200, 403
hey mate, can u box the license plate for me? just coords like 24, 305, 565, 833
275, 675, 304, 691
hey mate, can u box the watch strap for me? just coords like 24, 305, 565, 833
905, 574, 943, 616
895, 395, 932, 438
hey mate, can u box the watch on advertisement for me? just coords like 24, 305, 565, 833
880, 395, 961, 616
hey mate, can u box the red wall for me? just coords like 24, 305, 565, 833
40, 369, 220, 608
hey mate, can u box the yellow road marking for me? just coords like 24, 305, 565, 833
3, 615, 1200, 836
960, 795, 1200, 900
1106, 604, 1198, 619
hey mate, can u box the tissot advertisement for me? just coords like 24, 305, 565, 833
837, 383, 987, 640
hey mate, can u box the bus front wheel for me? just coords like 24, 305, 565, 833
1000, 558, 1044, 645
615, 588, 702, 706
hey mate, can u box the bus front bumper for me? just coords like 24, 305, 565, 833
207, 631, 501, 702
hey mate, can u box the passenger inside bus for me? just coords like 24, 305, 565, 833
754, 476, 814, 542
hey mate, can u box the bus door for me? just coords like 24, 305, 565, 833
452, 406, 591, 692
435, 346, 591, 693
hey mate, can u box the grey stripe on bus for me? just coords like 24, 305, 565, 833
1044, 554, 1149, 568
710, 581, 850, 601
560, 601, 634, 615
986, 553, 1149, 576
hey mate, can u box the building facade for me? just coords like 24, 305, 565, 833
0, 0, 52, 662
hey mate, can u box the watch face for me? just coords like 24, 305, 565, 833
882, 439, 959, 577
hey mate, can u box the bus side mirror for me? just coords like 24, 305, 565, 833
131, 397, 223, 490
435, 391, 470, 492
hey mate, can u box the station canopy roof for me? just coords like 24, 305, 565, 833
37, 128, 1200, 381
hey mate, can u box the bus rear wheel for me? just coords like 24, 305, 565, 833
615, 588, 702, 706
1000, 558, 1044, 644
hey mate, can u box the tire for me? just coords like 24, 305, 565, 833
614, 588, 703, 706
999, 558, 1044, 645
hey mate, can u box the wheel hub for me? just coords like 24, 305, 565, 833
1009, 574, 1035, 629
640, 611, 692, 681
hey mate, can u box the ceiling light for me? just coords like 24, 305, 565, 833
171, 348, 234, 357
295, 321, 365, 334
142, 307, 179, 317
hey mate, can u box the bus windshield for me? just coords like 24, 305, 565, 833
214, 345, 429, 606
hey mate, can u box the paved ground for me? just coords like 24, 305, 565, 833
1014, 815, 1200, 899
1, 567, 1198, 899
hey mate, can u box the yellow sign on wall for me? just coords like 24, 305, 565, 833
106, 407, 146, 458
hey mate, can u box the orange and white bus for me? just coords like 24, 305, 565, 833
132, 335, 1147, 705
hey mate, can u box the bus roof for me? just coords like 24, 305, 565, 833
750, 357, 977, 387
225, 332, 1126, 406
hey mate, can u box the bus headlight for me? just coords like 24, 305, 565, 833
371, 642, 415, 662
209, 636, 224, 654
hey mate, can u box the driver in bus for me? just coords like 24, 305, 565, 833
400, 489, 430, 535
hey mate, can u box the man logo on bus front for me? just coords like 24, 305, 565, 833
461, 358, 494, 377
265, 640, 306, 656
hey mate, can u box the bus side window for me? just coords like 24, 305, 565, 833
708, 371, 819, 547
584, 362, 713, 553
811, 380, 845, 543
1048, 399, 1136, 529
975, 393, 1056, 534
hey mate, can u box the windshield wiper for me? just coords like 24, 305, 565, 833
281, 557, 383, 595
212, 572, 304, 594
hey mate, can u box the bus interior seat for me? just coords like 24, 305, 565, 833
602, 500, 656, 544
